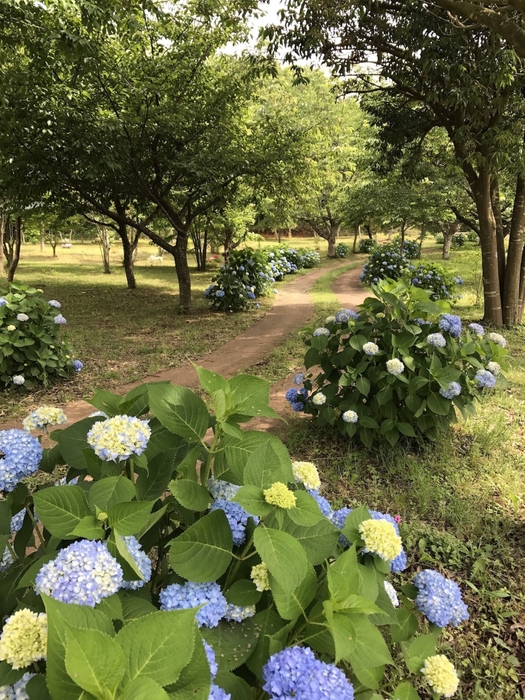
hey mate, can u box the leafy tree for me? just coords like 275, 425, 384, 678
269, 1, 525, 325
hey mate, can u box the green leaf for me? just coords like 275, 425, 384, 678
233, 485, 272, 517
341, 504, 371, 543
116, 609, 196, 686
286, 490, 324, 526
348, 616, 393, 668
244, 609, 285, 678
243, 442, 294, 489
65, 627, 125, 700
253, 526, 308, 590
392, 682, 422, 700
196, 366, 229, 395
281, 519, 339, 565
33, 486, 91, 539
120, 593, 157, 620
25, 674, 52, 700
96, 595, 123, 621
352, 663, 385, 690
228, 374, 279, 418
402, 630, 440, 673
89, 476, 136, 511
391, 607, 419, 642
120, 677, 169, 700
397, 422, 416, 437
169, 510, 232, 582
170, 480, 210, 511
213, 673, 253, 700
0, 661, 24, 687
408, 376, 429, 393
217, 432, 291, 484
356, 376, 371, 396
202, 618, 259, 672
166, 630, 210, 700
225, 580, 261, 607
148, 383, 210, 442
108, 501, 154, 536
51, 417, 100, 472
427, 391, 451, 416
0, 501, 12, 535
270, 565, 317, 620
70, 516, 105, 540
107, 531, 144, 580
323, 604, 356, 663
136, 450, 178, 501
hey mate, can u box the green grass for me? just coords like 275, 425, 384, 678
269, 245, 524, 699
0, 238, 337, 421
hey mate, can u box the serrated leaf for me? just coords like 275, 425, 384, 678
120, 677, 169, 700
233, 485, 272, 517
33, 486, 91, 539
70, 516, 105, 540
270, 565, 317, 620
286, 490, 324, 526
253, 526, 308, 590
393, 681, 422, 699
402, 630, 440, 673
196, 366, 229, 395
65, 627, 125, 699
348, 616, 393, 668
202, 617, 259, 673
148, 384, 210, 442
169, 480, 210, 511
165, 629, 210, 700
243, 442, 294, 489
391, 607, 419, 642
89, 476, 136, 511
225, 580, 261, 607
108, 501, 154, 536
281, 519, 339, 565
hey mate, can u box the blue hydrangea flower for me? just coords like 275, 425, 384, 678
414, 318, 430, 326
209, 499, 258, 546
223, 603, 256, 622
293, 373, 305, 385
307, 489, 332, 517
330, 506, 352, 530
204, 642, 218, 680
439, 382, 462, 399
290, 401, 305, 412
0, 671, 35, 700
285, 388, 300, 402
390, 548, 407, 573
208, 480, 240, 501
121, 536, 152, 590
215, 290, 225, 298
10, 510, 25, 534
53, 314, 67, 325
72, 360, 83, 372
335, 309, 358, 324
414, 569, 469, 627
426, 333, 447, 348
0, 545, 14, 573
159, 581, 227, 628
87, 415, 151, 462
313, 327, 330, 337
474, 369, 496, 389
48, 300, 61, 308
298, 387, 308, 399
438, 314, 462, 338
247, 292, 255, 299
35, 540, 123, 606
0, 429, 43, 492
0, 297, 6, 307
454, 276, 464, 285
468, 323, 484, 337
262, 646, 354, 699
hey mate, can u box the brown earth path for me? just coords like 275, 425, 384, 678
0, 262, 364, 431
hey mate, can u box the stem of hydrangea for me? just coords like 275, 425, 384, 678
6, 539, 17, 560
200, 428, 222, 486
223, 534, 255, 589
126, 459, 134, 482
26, 506, 46, 551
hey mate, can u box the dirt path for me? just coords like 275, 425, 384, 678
0, 263, 359, 430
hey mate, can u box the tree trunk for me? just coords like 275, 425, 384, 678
352, 224, 360, 254
418, 225, 426, 258
97, 226, 112, 274
327, 224, 339, 257
365, 221, 373, 239
50, 237, 58, 257
287, 228, 292, 238
472, 171, 503, 326
118, 220, 137, 290
40, 225, 45, 252
503, 173, 525, 324
399, 220, 407, 253
491, 177, 506, 299
0, 214, 5, 277
442, 220, 460, 260
6, 217, 21, 282
174, 231, 191, 312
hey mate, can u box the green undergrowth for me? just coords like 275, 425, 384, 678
279, 245, 524, 699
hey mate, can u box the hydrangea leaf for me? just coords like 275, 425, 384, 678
253, 526, 308, 591
391, 607, 419, 642
323, 602, 356, 663
25, 675, 52, 700
33, 485, 91, 539
119, 677, 169, 700
352, 663, 385, 691
0, 500, 11, 535
148, 383, 210, 442
393, 681, 422, 700
164, 627, 211, 700
202, 617, 259, 673
341, 505, 371, 543
70, 515, 105, 540
347, 616, 393, 668
233, 485, 272, 517
119, 593, 157, 621
213, 672, 253, 700
107, 531, 143, 580
196, 366, 229, 396
269, 564, 317, 620
286, 491, 324, 526
116, 609, 196, 686
243, 443, 294, 489
0, 660, 25, 687
227, 374, 280, 419
169, 480, 210, 512
244, 609, 286, 678
169, 509, 233, 582
51, 417, 100, 472
281, 519, 339, 566
64, 627, 126, 699
225, 580, 261, 607
89, 476, 136, 511
108, 501, 155, 536
401, 630, 441, 674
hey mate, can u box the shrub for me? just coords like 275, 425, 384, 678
358, 237, 377, 254
0, 283, 80, 390
434, 232, 444, 244
334, 242, 352, 258
205, 249, 272, 311
266, 246, 295, 280
296, 247, 321, 268
0, 368, 472, 699
293, 279, 508, 446
391, 237, 420, 259
451, 232, 466, 249
360, 245, 409, 285
466, 230, 479, 243
405, 261, 459, 301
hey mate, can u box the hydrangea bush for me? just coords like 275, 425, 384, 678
292, 279, 508, 445
334, 242, 352, 258
360, 246, 409, 285
0, 284, 81, 390
405, 261, 461, 301
358, 238, 377, 254
0, 368, 471, 698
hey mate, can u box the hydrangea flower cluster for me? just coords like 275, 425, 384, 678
426, 333, 447, 348
468, 323, 484, 337
72, 360, 83, 372
210, 499, 258, 546
474, 369, 496, 389
10, 510, 25, 533
53, 314, 67, 325
263, 482, 296, 509
251, 562, 270, 592
16, 313, 28, 322
22, 406, 68, 432
421, 655, 459, 697
210, 685, 231, 700
313, 327, 330, 337
439, 314, 462, 338
486, 361, 501, 376
308, 489, 332, 517
208, 479, 240, 501
386, 358, 404, 376
285, 387, 308, 412
384, 581, 399, 607
87, 415, 151, 461
293, 372, 305, 385
487, 332, 506, 347
262, 646, 354, 699
335, 309, 358, 323
312, 392, 326, 406
292, 461, 321, 491
0, 429, 43, 492
342, 409, 358, 423
414, 570, 469, 627
0, 609, 47, 669
223, 603, 256, 622
35, 540, 123, 606
120, 536, 152, 590
0, 672, 35, 700
48, 300, 61, 308
363, 341, 379, 356
11, 375, 25, 386
359, 519, 402, 561
439, 382, 462, 399
159, 581, 227, 628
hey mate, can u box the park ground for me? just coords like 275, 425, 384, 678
2, 234, 525, 698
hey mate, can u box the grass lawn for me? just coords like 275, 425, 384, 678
259, 241, 524, 699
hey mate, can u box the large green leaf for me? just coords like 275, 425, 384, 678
393, 682, 422, 700
233, 486, 272, 517
120, 677, 169, 700
51, 417, 100, 472
64, 627, 125, 700
88, 477, 136, 512
270, 565, 317, 620
196, 366, 229, 395
228, 374, 282, 419
169, 510, 232, 582
148, 384, 210, 442
165, 629, 210, 700
348, 616, 393, 668
169, 480, 210, 511
33, 486, 91, 539
391, 607, 419, 642
213, 673, 253, 700
107, 501, 154, 536
243, 442, 294, 489
323, 603, 356, 663
116, 609, 196, 686
281, 519, 339, 565
202, 618, 259, 673
402, 630, 440, 673
0, 500, 12, 535
136, 450, 177, 501
286, 491, 324, 526
253, 526, 308, 590
216, 432, 291, 484
244, 609, 286, 678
